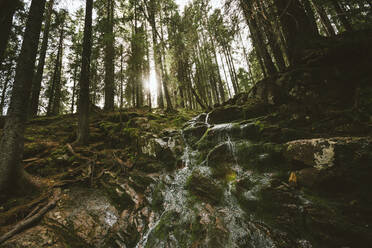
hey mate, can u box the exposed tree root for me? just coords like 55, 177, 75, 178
0, 188, 61, 244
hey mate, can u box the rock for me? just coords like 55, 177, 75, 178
284, 137, 372, 191
289, 168, 334, 188
207, 105, 244, 124
4, 187, 120, 247
284, 137, 372, 170
182, 123, 208, 146
185, 171, 223, 205
207, 143, 235, 179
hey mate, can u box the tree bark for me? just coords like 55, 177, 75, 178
240, 0, 277, 76
52, 18, 65, 116
0, 0, 20, 65
0, 0, 46, 195
147, 0, 164, 109
29, 0, 55, 117
76, 0, 93, 145
275, 0, 319, 65
301, 0, 320, 36
159, 6, 173, 111
104, 0, 115, 111
311, 0, 336, 36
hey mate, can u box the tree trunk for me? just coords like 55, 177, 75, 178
29, 0, 55, 117
159, 7, 173, 111
0, 0, 20, 65
0, 71, 12, 116
147, 0, 164, 109
52, 20, 65, 116
240, 0, 277, 76
104, 0, 115, 111
0, 0, 46, 195
275, 0, 319, 65
76, 0, 93, 145
257, 0, 286, 71
301, 0, 320, 36
311, 0, 336, 36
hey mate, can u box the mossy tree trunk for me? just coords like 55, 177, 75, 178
0, 0, 46, 195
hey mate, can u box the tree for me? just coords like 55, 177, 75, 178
76, 0, 93, 145
29, 0, 55, 117
274, 0, 319, 65
0, 0, 21, 65
104, 0, 115, 111
0, 0, 47, 196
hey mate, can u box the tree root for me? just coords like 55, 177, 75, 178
0, 188, 61, 244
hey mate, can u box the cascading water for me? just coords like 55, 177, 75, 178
133, 113, 296, 248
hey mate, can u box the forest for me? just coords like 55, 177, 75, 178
0, 0, 372, 247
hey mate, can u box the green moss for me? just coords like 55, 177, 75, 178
103, 185, 135, 212
185, 171, 223, 205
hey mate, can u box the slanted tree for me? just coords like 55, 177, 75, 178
0, 0, 47, 196
76, 0, 93, 145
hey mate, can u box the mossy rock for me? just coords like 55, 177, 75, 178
185, 171, 223, 205
206, 143, 235, 180
234, 142, 285, 171
182, 123, 208, 146
207, 105, 244, 124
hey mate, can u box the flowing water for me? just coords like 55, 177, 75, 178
133, 114, 308, 248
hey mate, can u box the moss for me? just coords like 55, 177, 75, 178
129, 173, 155, 193
145, 211, 180, 247
23, 142, 48, 159
151, 183, 165, 212
185, 171, 223, 205
103, 184, 135, 212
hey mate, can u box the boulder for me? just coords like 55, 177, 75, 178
182, 123, 208, 146
207, 105, 244, 124
284, 137, 372, 169
185, 171, 223, 204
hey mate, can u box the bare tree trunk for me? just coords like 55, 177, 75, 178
311, 0, 336, 36
76, 0, 93, 145
52, 19, 65, 116
0, 71, 12, 116
0, 0, 20, 65
0, 0, 46, 195
159, 7, 173, 111
29, 0, 55, 117
275, 0, 319, 65
104, 0, 115, 111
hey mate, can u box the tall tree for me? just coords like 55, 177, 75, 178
145, 0, 165, 108
104, 0, 115, 111
76, 0, 93, 145
0, 0, 21, 65
274, 0, 319, 64
0, 0, 47, 196
29, 0, 55, 117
